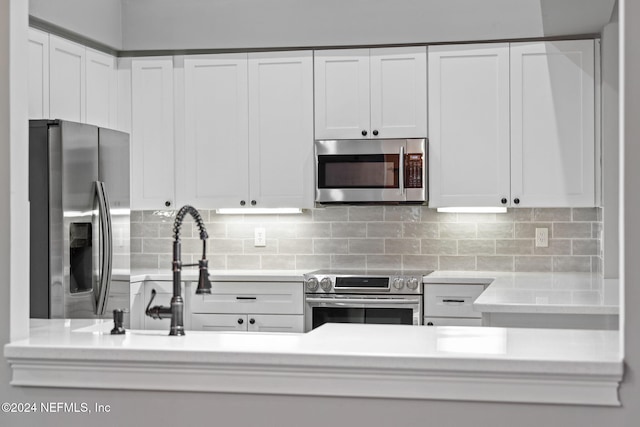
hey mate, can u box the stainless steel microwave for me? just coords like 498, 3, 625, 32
315, 138, 427, 204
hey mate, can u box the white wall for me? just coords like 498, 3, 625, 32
602, 3, 620, 278
29, 0, 122, 50
3, 1, 640, 426
120, 0, 615, 50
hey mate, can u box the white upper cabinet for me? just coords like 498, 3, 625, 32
29, 30, 118, 129
314, 46, 427, 139
27, 28, 49, 119
248, 51, 314, 209
428, 39, 596, 208
181, 54, 249, 208
428, 44, 511, 207
510, 40, 595, 207
131, 57, 175, 210
180, 51, 314, 209
370, 47, 428, 139
314, 49, 370, 139
85, 48, 117, 128
49, 35, 86, 123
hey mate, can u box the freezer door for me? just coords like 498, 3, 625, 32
59, 121, 100, 318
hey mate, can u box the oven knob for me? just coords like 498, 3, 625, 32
306, 277, 319, 292
393, 277, 405, 290
320, 277, 332, 292
407, 277, 419, 290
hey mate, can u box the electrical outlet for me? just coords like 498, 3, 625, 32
254, 227, 266, 247
535, 228, 548, 248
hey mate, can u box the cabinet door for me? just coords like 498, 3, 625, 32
191, 314, 248, 331
182, 54, 249, 208
28, 28, 49, 119
424, 284, 485, 318
131, 57, 175, 209
49, 35, 85, 122
510, 40, 595, 207
248, 51, 314, 208
314, 49, 370, 139
428, 44, 510, 207
130, 282, 144, 330
370, 46, 427, 138
247, 314, 304, 333
86, 48, 117, 128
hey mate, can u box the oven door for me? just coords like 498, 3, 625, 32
304, 294, 422, 331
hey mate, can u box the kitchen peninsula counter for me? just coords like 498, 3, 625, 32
5, 319, 622, 406
423, 271, 619, 315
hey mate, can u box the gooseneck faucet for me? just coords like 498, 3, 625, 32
145, 205, 212, 335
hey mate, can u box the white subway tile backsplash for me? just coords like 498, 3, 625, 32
366, 255, 402, 270
515, 256, 552, 272
367, 222, 403, 238
131, 207, 604, 273
385, 239, 421, 254
440, 223, 477, 239
458, 240, 496, 255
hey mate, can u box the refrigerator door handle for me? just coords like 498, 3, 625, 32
95, 181, 113, 316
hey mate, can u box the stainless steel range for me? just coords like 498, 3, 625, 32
304, 270, 429, 331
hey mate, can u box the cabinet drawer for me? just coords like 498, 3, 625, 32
424, 317, 483, 327
191, 281, 303, 315
248, 314, 304, 333
191, 314, 248, 332
424, 284, 485, 318
191, 314, 304, 333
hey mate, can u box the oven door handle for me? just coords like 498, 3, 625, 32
305, 297, 418, 305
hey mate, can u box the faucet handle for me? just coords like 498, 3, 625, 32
145, 289, 172, 320
145, 289, 157, 314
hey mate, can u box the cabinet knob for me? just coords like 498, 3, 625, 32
361, 130, 368, 136
426, 322, 434, 326
514, 198, 520, 205
249, 318, 255, 325
501, 198, 507, 205
237, 318, 244, 325
165, 201, 171, 207
251, 200, 257, 206
372, 130, 379, 136
240, 200, 246, 206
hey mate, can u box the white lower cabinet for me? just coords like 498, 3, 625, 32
191, 313, 304, 333
424, 317, 483, 327
190, 281, 304, 333
129, 281, 144, 330
423, 283, 486, 327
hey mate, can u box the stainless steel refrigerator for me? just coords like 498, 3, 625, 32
29, 120, 130, 319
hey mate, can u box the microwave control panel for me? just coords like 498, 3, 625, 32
405, 153, 423, 188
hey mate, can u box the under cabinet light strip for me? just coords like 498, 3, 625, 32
436, 207, 508, 214
216, 208, 302, 215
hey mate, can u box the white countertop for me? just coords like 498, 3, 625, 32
424, 271, 619, 315
4, 319, 623, 406
130, 269, 619, 315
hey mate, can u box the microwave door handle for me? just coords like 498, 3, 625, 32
399, 145, 405, 196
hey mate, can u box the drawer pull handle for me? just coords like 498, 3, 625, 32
236, 296, 257, 300
442, 299, 465, 303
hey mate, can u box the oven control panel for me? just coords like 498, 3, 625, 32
304, 270, 427, 294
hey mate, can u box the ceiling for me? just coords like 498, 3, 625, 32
30, 0, 617, 52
